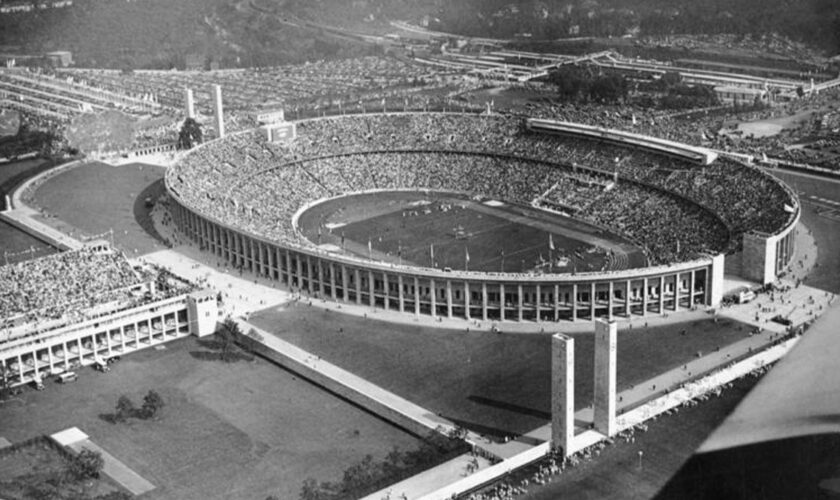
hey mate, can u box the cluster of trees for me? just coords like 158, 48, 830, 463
0, 0, 383, 70
547, 66, 628, 104
0, 120, 65, 159
635, 71, 720, 110
109, 390, 165, 423
13, 446, 131, 500
285, 429, 470, 500
177, 118, 203, 150
429, 0, 840, 53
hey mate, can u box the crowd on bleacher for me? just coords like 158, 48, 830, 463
515, 83, 840, 171
169, 112, 797, 267
0, 248, 142, 324
55, 57, 454, 116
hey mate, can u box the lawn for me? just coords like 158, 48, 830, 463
32, 161, 168, 257
298, 190, 645, 273
249, 304, 755, 439
0, 336, 425, 500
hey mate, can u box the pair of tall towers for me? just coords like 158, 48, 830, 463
183, 85, 225, 139
552, 318, 617, 456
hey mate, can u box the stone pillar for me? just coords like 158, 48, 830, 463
464, 281, 470, 319
481, 283, 488, 321
383, 273, 390, 310
642, 277, 649, 316
689, 270, 696, 308
499, 284, 505, 321
354, 269, 362, 305
590, 282, 596, 319
341, 265, 349, 302
414, 277, 421, 316
535, 284, 542, 320
397, 275, 404, 313
368, 270, 375, 307
445, 280, 453, 319
306, 255, 314, 295
330, 263, 337, 300
552, 333, 575, 456
212, 84, 225, 138
625, 280, 631, 317
554, 284, 560, 321
184, 88, 195, 119
673, 273, 680, 311
296, 255, 304, 291
608, 281, 614, 320
517, 284, 523, 321
430, 279, 437, 317
571, 284, 578, 321
659, 276, 665, 314
285, 249, 292, 286
593, 319, 618, 437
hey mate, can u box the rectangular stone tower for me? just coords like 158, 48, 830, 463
551, 333, 575, 456
212, 84, 225, 139
183, 88, 195, 119
187, 290, 218, 337
593, 318, 618, 436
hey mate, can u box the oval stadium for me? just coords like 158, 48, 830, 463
166, 112, 799, 323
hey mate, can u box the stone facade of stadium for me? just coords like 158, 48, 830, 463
171, 197, 729, 322
166, 114, 800, 324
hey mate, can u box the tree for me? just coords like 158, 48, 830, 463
0, 364, 10, 401
177, 118, 203, 150
141, 390, 164, 419
217, 318, 242, 362
115, 395, 135, 422
68, 448, 104, 480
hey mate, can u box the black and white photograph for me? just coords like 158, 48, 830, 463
0, 1, 839, 498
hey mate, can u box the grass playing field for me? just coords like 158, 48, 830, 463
249, 304, 755, 439
298, 191, 646, 273
0, 336, 426, 500
32, 161, 168, 257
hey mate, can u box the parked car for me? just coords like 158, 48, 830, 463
58, 372, 78, 383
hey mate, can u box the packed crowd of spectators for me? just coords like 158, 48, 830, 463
56, 57, 454, 116
167, 111, 792, 267
0, 248, 142, 324
513, 82, 840, 171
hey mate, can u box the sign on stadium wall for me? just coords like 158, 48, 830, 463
254, 110, 286, 125
261, 122, 296, 143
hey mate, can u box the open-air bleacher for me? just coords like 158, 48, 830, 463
167, 112, 800, 267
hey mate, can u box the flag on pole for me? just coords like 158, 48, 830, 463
368, 239, 372, 257
465, 247, 470, 263
549, 234, 555, 251
430, 243, 435, 264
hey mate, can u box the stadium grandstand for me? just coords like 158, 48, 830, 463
166, 112, 799, 324
0, 244, 217, 388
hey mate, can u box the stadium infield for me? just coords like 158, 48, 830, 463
31, 161, 168, 257
0, 336, 427, 500
248, 304, 756, 439
297, 191, 646, 273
